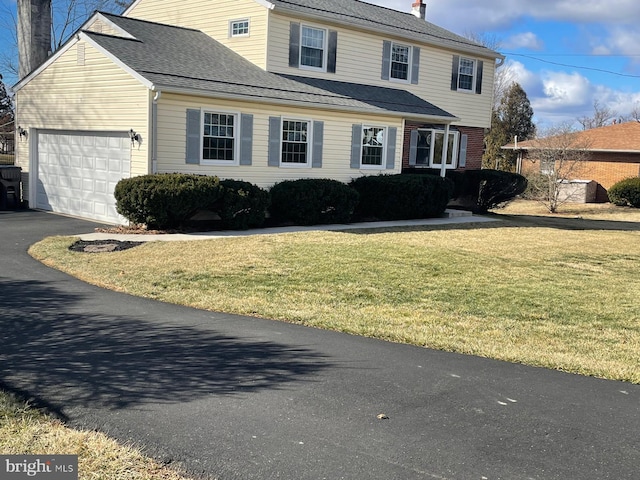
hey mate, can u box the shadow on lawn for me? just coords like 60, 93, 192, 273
0, 278, 331, 413
341, 213, 640, 235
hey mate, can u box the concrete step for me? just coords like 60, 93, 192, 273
444, 209, 473, 218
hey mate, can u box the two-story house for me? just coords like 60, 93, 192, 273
14, 0, 502, 223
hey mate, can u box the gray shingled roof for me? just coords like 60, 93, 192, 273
269, 0, 500, 58
85, 13, 457, 120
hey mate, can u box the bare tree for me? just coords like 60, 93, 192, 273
525, 123, 592, 213
577, 99, 617, 130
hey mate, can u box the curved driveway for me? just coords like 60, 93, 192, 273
1, 210, 638, 480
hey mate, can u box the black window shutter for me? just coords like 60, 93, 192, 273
289, 22, 300, 68
451, 55, 460, 91
268, 116, 281, 167
410, 47, 420, 84
350, 124, 362, 168
475, 60, 484, 94
186, 108, 201, 165
327, 30, 338, 74
312, 121, 324, 168
381, 41, 391, 80
239, 114, 253, 165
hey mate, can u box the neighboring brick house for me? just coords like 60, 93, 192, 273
504, 121, 640, 202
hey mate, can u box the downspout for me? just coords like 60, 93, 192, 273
151, 89, 161, 173
440, 123, 451, 178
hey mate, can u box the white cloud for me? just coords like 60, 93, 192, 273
503, 32, 544, 51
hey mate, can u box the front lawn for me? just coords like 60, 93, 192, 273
30, 206, 640, 383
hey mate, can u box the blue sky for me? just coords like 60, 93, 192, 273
370, 0, 640, 127
2, 0, 640, 128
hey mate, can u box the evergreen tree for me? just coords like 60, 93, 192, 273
0, 75, 14, 153
483, 82, 535, 172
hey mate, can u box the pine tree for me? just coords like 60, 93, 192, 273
483, 82, 535, 172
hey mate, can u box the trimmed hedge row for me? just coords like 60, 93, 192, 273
608, 177, 640, 208
114, 170, 525, 229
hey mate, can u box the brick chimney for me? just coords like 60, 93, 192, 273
17, 0, 52, 78
411, 1, 426, 20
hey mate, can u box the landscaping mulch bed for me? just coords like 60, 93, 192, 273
69, 240, 144, 253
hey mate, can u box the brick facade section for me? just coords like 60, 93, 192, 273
401, 122, 485, 171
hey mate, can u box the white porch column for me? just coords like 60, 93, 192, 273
440, 123, 450, 178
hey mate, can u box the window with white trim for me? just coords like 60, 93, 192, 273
390, 43, 410, 81
457, 57, 476, 91
281, 119, 310, 165
415, 129, 459, 168
230, 19, 249, 37
300, 25, 326, 70
361, 126, 386, 167
202, 111, 237, 164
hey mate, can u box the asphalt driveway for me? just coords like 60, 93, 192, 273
1, 210, 639, 480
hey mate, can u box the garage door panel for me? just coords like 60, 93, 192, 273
36, 131, 131, 224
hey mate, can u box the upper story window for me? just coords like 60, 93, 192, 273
390, 43, 410, 81
381, 41, 420, 84
202, 111, 237, 164
451, 55, 484, 94
457, 58, 475, 91
300, 26, 326, 69
289, 22, 338, 74
229, 19, 249, 37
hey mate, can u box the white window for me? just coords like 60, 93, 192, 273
361, 126, 387, 168
230, 19, 249, 37
202, 111, 238, 165
390, 43, 410, 81
457, 57, 476, 91
281, 119, 310, 166
415, 129, 459, 168
300, 25, 326, 70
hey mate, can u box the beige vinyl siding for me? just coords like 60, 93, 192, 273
15, 40, 150, 177
86, 18, 125, 37
267, 12, 494, 128
126, 0, 269, 68
156, 92, 402, 188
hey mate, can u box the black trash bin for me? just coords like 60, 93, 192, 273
0, 166, 22, 210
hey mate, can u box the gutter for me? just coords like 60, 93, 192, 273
151, 88, 161, 174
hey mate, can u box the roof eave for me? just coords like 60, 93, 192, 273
154, 84, 459, 122
271, 6, 501, 60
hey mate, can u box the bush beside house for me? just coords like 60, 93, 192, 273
114, 169, 526, 230
607, 177, 640, 208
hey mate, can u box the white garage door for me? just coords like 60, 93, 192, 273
36, 131, 131, 224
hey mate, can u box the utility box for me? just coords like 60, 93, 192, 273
0, 166, 23, 210
557, 180, 597, 204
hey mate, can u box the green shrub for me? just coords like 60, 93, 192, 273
451, 170, 528, 213
269, 178, 359, 225
115, 173, 222, 229
212, 179, 270, 230
350, 174, 453, 221
607, 177, 640, 207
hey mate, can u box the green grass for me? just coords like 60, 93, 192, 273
29, 206, 640, 384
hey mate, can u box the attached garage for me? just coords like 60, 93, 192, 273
33, 131, 131, 224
